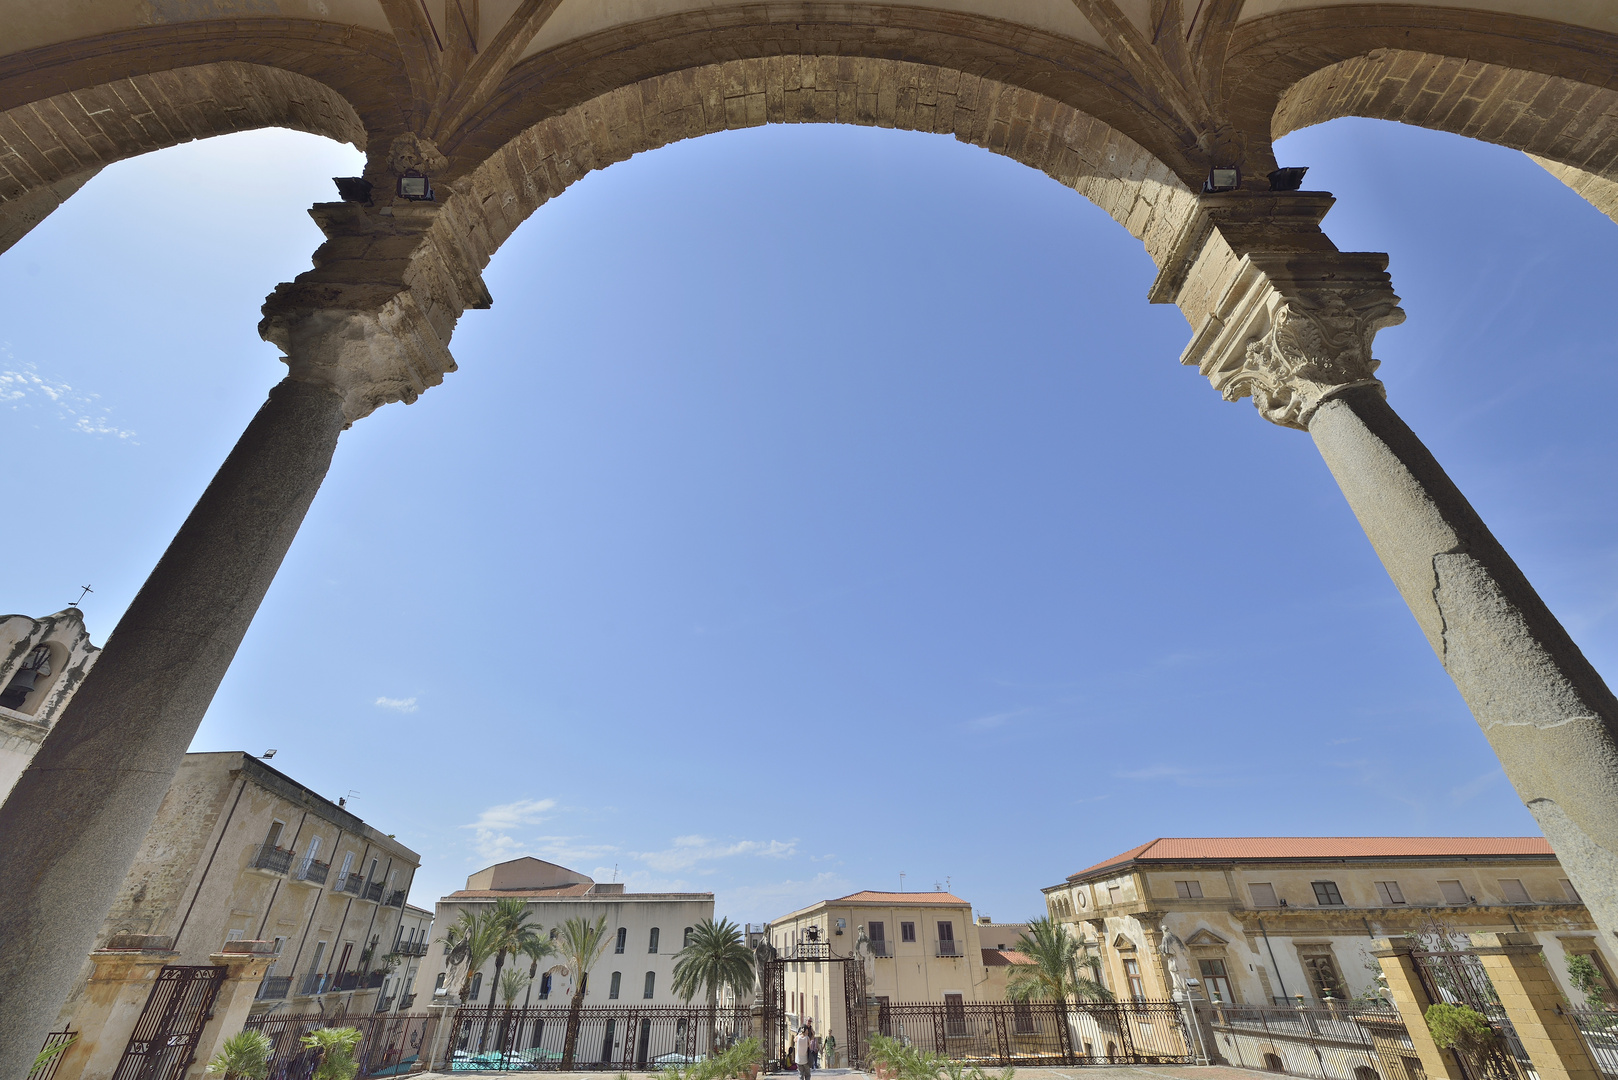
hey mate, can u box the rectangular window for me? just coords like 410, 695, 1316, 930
309, 941, 327, 973
1107, 885, 1123, 905
265, 821, 284, 849
1176, 880, 1203, 899
1301, 952, 1344, 1000
900, 922, 916, 943
1123, 958, 1145, 1000
1375, 881, 1406, 905
937, 922, 954, 940
1199, 959, 1234, 1004
643, 971, 656, 999
469, 972, 482, 1001
1438, 880, 1470, 905
340, 851, 355, 878
609, 971, 621, 999
1499, 879, 1532, 904
616, 927, 626, 954
1250, 883, 1278, 908
1567, 946, 1615, 1005
1564, 879, 1583, 903
1312, 881, 1344, 906
648, 927, 660, 954
944, 993, 966, 1036
869, 921, 885, 940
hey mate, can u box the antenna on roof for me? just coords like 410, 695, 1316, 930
70, 584, 92, 607
613, 863, 619, 883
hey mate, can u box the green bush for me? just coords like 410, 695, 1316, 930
1426, 1004, 1499, 1055
206, 1031, 272, 1080
864, 1034, 1011, 1080
300, 1027, 363, 1080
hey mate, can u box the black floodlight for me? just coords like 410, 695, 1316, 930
1204, 166, 1241, 193
397, 170, 434, 201
333, 176, 373, 204
1268, 166, 1309, 191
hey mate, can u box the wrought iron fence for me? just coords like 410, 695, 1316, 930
296, 858, 329, 884
257, 975, 293, 1000
245, 1011, 440, 1080
441, 1005, 754, 1072
1562, 1005, 1618, 1079
1199, 1001, 1413, 1080
253, 844, 296, 874
875, 999, 1192, 1066
1410, 949, 1535, 1080
28, 1031, 76, 1080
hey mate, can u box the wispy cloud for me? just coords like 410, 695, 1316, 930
462, 798, 559, 860
633, 835, 797, 873
1451, 768, 1505, 805
374, 696, 418, 712
0, 359, 137, 440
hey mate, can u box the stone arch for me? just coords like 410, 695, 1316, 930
0, 61, 365, 254
450, 55, 1196, 298
1271, 49, 1618, 223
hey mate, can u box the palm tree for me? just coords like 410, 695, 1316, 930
487, 898, 545, 999
520, 934, 558, 1007
557, 914, 611, 1068
444, 908, 501, 1002
500, 968, 530, 1006
672, 918, 756, 1053
1006, 918, 1111, 1003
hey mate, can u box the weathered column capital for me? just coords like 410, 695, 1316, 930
1182, 252, 1405, 430
259, 199, 491, 425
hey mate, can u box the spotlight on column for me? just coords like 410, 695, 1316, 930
1203, 166, 1240, 193
1268, 166, 1309, 191
397, 170, 435, 201
333, 177, 373, 204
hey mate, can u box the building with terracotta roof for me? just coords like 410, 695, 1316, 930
415, 856, 713, 1028
1042, 837, 1609, 1009
765, 889, 1033, 1062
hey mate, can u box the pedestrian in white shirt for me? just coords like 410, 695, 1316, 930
795, 1026, 812, 1080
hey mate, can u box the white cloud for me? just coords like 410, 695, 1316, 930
0, 359, 136, 440
632, 835, 797, 873
374, 696, 418, 712
462, 798, 560, 861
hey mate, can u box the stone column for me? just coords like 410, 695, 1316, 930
0, 191, 491, 1080
1468, 932, 1601, 1080
1165, 191, 1618, 945
184, 942, 279, 1080
1371, 939, 1466, 1080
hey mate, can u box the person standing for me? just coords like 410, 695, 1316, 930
795, 1025, 812, 1080
809, 1029, 821, 1070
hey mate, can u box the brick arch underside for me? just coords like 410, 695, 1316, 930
0, 61, 365, 254
450, 55, 1198, 316
1271, 51, 1618, 225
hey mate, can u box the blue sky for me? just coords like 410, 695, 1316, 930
4, 114, 1617, 924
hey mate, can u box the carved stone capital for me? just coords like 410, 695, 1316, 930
259, 200, 491, 424
1181, 253, 1405, 430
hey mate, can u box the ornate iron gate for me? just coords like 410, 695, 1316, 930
109, 965, 227, 1080
1410, 949, 1533, 1080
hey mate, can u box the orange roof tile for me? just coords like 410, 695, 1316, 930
1067, 837, 1554, 881
833, 891, 970, 905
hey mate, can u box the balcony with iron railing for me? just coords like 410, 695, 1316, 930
393, 940, 429, 957
384, 889, 406, 907
934, 939, 963, 958
294, 858, 330, 885
374, 995, 395, 1013
868, 940, 894, 957
363, 881, 384, 903
337, 873, 364, 896
256, 975, 291, 1000
251, 845, 295, 874
399, 993, 416, 1009
298, 972, 331, 996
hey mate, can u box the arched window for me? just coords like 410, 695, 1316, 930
1264, 1054, 1284, 1072
683, 927, 694, 948
435, 972, 445, 990
469, 972, 482, 1001
615, 927, 627, 954
643, 971, 655, 999
0, 644, 54, 713
648, 927, 660, 954
609, 971, 622, 999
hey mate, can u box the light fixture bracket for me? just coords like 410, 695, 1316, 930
396, 170, 435, 201
1204, 166, 1241, 193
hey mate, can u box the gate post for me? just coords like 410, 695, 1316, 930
52, 937, 179, 1080
1371, 939, 1466, 1080
183, 943, 277, 1080
1469, 933, 1602, 1080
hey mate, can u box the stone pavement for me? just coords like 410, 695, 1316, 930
415, 1067, 1274, 1080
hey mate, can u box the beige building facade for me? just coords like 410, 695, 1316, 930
0, 608, 98, 799
50, 751, 421, 1080
418, 857, 714, 1016
1043, 837, 1609, 1009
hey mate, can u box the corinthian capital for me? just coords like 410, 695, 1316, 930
1181, 253, 1405, 431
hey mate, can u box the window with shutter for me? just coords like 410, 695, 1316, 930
1564, 879, 1583, 903
610, 972, 621, 999
1176, 880, 1203, 899
1438, 880, 1470, 905
1311, 882, 1344, 906
1499, 879, 1532, 904
900, 922, 916, 942
1375, 882, 1405, 905
1250, 883, 1278, 908
644, 971, 656, 998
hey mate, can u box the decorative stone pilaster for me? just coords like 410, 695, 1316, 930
259, 198, 491, 425
1370, 938, 1466, 1080
1468, 932, 1601, 1080
184, 942, 278, 1080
